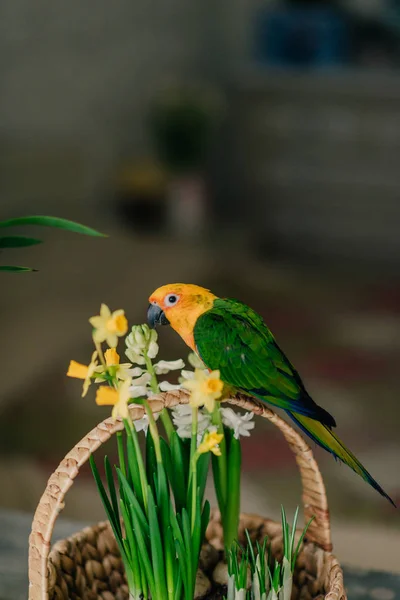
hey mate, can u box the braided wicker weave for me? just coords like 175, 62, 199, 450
28, 390, 346, 600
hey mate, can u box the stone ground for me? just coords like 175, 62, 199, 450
0, 213, 399, 572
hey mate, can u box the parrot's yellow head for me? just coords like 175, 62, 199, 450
148, 283, 217, 350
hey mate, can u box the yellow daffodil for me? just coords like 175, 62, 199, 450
67, 351, 98, 397
95, 378, 132, 420
89, 304, 128, 348
198, 431, 224, 456
95, 348, 136, 382
182, 368, 224, 412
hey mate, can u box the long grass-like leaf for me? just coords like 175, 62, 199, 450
125, 422, 147, 512
104, 456, 121, 538
129, 503, 156, 595
200, 499, 210, 546
0, 215, 106, 236
117, 469, 150, 540
120, 500, 142, 596
169, 432, 187, 512
147, 486, 167, 600
0, 265, 35, 272
89, 455, 127, 563
0, 235, 42, 248
292, 515, 314, 571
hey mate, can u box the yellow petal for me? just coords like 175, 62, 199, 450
198, 431, 224, 455
105, 348, 120, 366
100, 304, 111, 318
67, 360, 89, 379
182, 379, 198, 392
96, 386, 119, 406
106, 333, 118, 348
89, 315, 105, 328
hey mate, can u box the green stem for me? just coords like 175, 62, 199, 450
190, 454, 199, 533
211, 405, 228, 508
116, 431, 126, 478
189, 406, 199, 529
190, 406, 198, 465
94, 340, 106, 368
144, 350, 174, 440
224, 433, 241, 549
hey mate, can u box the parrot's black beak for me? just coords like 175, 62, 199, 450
147, 303, 170, 329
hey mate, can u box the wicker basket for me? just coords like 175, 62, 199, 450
28, 390, 346, 600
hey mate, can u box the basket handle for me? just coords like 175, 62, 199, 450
28, 390, 332, 599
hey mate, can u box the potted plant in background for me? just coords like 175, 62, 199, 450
149, 83, 223, 238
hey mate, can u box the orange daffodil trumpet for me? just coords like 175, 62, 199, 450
95, 348, 137, 382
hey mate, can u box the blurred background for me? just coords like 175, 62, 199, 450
1, 0, 400, 574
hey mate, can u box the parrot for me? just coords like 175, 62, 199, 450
147, 283, 395, 506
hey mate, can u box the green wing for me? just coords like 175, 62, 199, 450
194, 298, 335, 427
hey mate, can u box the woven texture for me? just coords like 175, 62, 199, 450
28, 390, 346, 600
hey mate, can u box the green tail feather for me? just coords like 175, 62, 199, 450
288, 412, 396, 507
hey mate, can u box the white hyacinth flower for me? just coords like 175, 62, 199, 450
179, 369, 196, 381
125, 324, 159, 364
171, 404, 212, 440
220, 407, 255, 439
133, 411, 159, 435
159, 380, 182, 392
129, 372, 152, 398
147, 340, 159, 359
154, 359, 185, 374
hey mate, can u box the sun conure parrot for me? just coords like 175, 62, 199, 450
147, 283, 395, 506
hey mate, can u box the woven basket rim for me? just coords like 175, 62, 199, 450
28, 389, 338, 600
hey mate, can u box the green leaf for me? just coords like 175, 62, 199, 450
0, 265, 36, 272
120, 501, 142, 595
89, 455, 128, 564
104, 456, 121, 538
125, 422, 147, 512
0, 235, 43, 248
129, 500, 156, 595
146, 428, 158, 497
292, 515, 314, 571
225, 432, 241, 550
148, 486, 167, 600
169, 433, 187, 512
196, 451, 210, 506
117, 469, 150, 540
0, 215, 106, 237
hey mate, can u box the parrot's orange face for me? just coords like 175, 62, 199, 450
148, 283, 217, 350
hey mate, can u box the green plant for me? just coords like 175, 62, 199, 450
149, 85, 222, 173
0, 215, 105, 272
225, 507, 314, 600
68, 313, 225, 600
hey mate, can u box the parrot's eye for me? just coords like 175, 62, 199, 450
165, 294, 179, 307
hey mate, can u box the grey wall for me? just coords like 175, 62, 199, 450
0, 0, 205, 213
